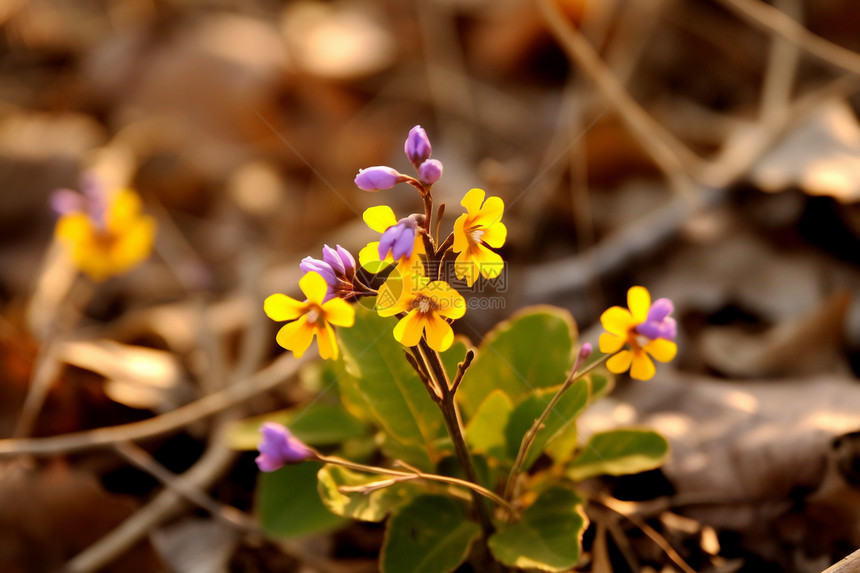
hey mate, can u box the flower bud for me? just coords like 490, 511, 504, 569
417, 159, 443, 185
255, 422, 313, 472
404, 125, 432, 165
355, 166, 404, 191
378, 217, 418, 260
578, 342, 593, 361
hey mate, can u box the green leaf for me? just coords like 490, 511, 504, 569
504, 378, 590, 470
381, 495, 480, 573
465, 390, 514, 460
488, 486, 587, 572
458, 306, 577, 419
256, 462, 347, 538
317, 464, 420, 522
338, 306, 446, 470
566, 429, 669, 481
225, 402, 370, 450
586, 370, 614, 402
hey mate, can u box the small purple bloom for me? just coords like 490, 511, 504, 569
578, 342, 593, 361
49, 173, 110, 230
378, 217, 418, 261
635, 298, 677, 341
404, 125, 432, 166
50, 188, 85, 216
255, 422, 313, 472
300, 244, 357, 301
355, 166, 404, 191
417, 159, 443, 185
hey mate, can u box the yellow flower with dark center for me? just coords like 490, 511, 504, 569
377, 271, 465, 351
264, 272, 355, 360
599, 286, 677, 380
54, 187, 156, 281
452, 188, 506, 287
358, 205, 425, 274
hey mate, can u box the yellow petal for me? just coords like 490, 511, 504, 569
426, 281, 466, 320
276, 319, 314, 357
363, 205, 397, 233
600, 306, 635, 336
477, 248, 504, 280
423, 313, 454, 351
460, 188, 486, 214
452, 214, 469, 253
359, 242, 382, 266
316, 322, 338, 360
264, 293, 305, 321
112, 216, 156, 269
453, 251, 480, 287
629, 351, 656, 380
628, 286, 651, 323
606, 350, 633, 374
107, 189, 143, 226
393, 311, 424, 347
377, 275, 410, 317
472, 195, 504, 226
300, 272, 329, 305
599, 332, 625, 354
644, 339, 677, 363
481, 221, 507, 248
55, 213, 93, 243
323, 297, 355, 326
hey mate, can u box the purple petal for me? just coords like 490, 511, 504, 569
355, 166, 402, 191
299, 257, 337, 286
635, 321, 662, 340
378, 227, 398, 260
404, 125, 432, 165
50, 188, 84, 216
417, 159, 443, 185
391, 226, 415, 260
647, 298, 674, 323
256, 422, 312, 472
322, 245, 346, 276
335, 245, 356, 278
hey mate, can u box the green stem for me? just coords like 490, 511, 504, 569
315, 454, 514, 513
418, 339, 497, 539
502, 354, 610, 507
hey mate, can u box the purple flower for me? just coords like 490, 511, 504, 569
300, 244, 357, 301
255, 422, 313, 472
404, 125, 432, 166
635, 298, 677, 341
578, 342, 593, 361
49, 173, 110, 229
355, 166, 404, 191
378, 217, 418, 260
417, 159, 443, 185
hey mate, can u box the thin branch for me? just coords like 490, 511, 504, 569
716, 0, 860, 77
0, 350, 312, 457
822, 548, 860, 573
450, 349, 474, 395
535, 0, 706, 194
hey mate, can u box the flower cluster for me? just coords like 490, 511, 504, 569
265, 125, 507, 358
599, 286, 677, 380
51, 174, 157, 281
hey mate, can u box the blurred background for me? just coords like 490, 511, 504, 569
4, 0, 860, 571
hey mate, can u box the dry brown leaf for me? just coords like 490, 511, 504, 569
752, 99, 860, 203
699, 291, 849, 378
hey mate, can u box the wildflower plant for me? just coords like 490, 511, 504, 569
236, 126, 678, 571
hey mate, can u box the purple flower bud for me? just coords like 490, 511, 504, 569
355, 166, 403, 191
378, 217, 418, 261
299, 256, 337, 288
50, 188, 85, 216
635, 298, 677, 342
322, 244, 356, 280
255, 422, 313, 472
417, 159, 443, 185
578, 342, 593, 361
404, 125, 432, 166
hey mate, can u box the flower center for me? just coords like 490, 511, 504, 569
413, 294, 437, 315
305, 306, 323, 325
468, 227, 484, 244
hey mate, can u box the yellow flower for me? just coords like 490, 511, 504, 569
55, 188, 156, 281
264, 272, 355, 360
599, 286, 677, 380
452, 188, 506, 287
377, 270, 465, 352
358, 205, 425, 274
